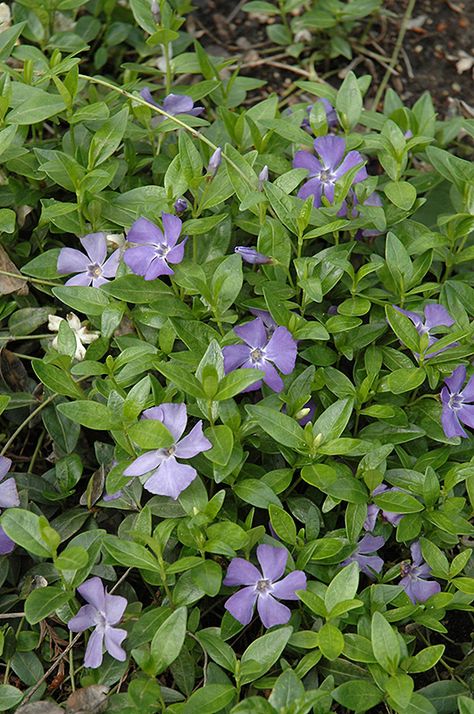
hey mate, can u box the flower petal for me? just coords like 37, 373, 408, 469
104, 626, 127, 661
0, 527, 15, 554
223, 344, 251, 373
261, 360, 284, 392
409, 577, 441, 603
127, 217, 164, 246
57, 248, 89, 275
123, 450, 163, 477
123, 246, 156, 276
445, 365, 466, 394
364, 504, 379, 531
357, 534, 385, 554
144, 256, 174, 280
104, 593, 127, 625
314, 135, 346, 170
234, 318, 267, 348
162, 213, 182, 248
257, 594, 291, 628
409, 542, 423, 567
175, 421, 211, 459
354, 554, 384, 577
84, 628, 104, 669
143, 403, 187, 442
101, 250, 121, 279
223, 558, 261, 586
140, 87, 159, 108
65, 273, 92, 287
163, 93, 195, 115
224, 586, 257, 625
424, 304, 454, 329
441, 403, 466, 439
257, 544, 288, 581
265, 326, 297, 374
68, 604, 97, 632
394, 306, 423, 331
333, 150, 366, 181
293, 150, 322, 175
166, 241, 186, 265
77, 577, 106, 610
297, 178, 323, 206
0, 478, 19, 509
0, 456, 11, 481
461, 375, 474, 402
271, 571, 306, 601
80, 233, 107, 265
458, 404, 474, 429
144, 457, 196, 499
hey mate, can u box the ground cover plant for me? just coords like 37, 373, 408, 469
0, 0, 473, 712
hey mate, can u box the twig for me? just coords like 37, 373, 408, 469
21, 633, 82, 703
226, 0, 247, 22
0, 612, 25, 619
371, 0, 417, 109
0, 393, 58, 457
401, 46, 414, 79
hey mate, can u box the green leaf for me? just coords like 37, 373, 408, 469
418, 681, 469, 714
0, 22, 26, 62
33, 361, 84, 399
371, 611, 400, 674
52, 286, 110, 316
55, 545, 89, 572
7, 88, 66, 125
333, 680, 384, 712
383, 367, 425, 394
269, 504, 297, 544
57, 401, 115, 430
128, 419, 174, 449
240, 627, 292, 684
150, 607, 187, 675
374, 491, 423, 514
301, 464, 368, 504
386, 304, 420, 352
0, 685, 23, 712
384, 181, 417, 211
234, 479, 282, 509
204, 425, 234, 466
245, 405, 306, 450
196, 630, 237, 672
25, 586, 72, 625
318, 623, 344, 660
155, 362, 205, 399
312, 398, 353, 441
183, 684, 236, 714
103, 535, 159, 571
336, 71, 363, 130
325, 562, 359, 612
215, 369, 263, 400
1, 509, 55, 558
211, 254, 243, 314
405, 644, 445, 673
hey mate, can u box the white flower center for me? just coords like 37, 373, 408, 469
155, 243, 170, 258
87, 263, 103, 278
449, 394, 463, 411
249, 347, 265, 365
255, 578, 272, 594
318, 168, 335, 184
163, 444, 176, 458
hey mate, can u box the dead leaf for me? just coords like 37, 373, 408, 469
0, 348, 29, 392
0, 245, 28, 295
65, 685, 109, 714
17, 703, 63, 714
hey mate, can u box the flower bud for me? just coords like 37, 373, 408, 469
174, 197, 188, 214
151, 0, 160, 22
235, 246, 272, 265
258, 165, 268, 191
207, 147, 222, 176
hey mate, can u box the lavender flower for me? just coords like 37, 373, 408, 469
341, 534, 385, 578
364, 484, 404, 531
234, 247, 272, 265
301, 99, 338, 131
399, 543, 441, 603
258, 165, 269, 191
224, 544, 306, 628
249, 309, 277, 336
394, 304, 455, 358
174, 197, 188, 214
0, 456, 19, 555
123, 404, 211, 499
207, 147, 222, 176
68, 577, 127, 668
223, 317, 297, 393
440, 365, 474, 439
293, 135, 367, 208
140, 89, 203, 117
57, 233, 120, 288
124, 213, 186, 281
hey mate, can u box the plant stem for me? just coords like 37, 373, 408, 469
0, 393, 58, 457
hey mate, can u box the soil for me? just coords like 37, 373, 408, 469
189, 0, 474, 116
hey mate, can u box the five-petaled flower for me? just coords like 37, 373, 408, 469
0, 456, 19, 555
341, 534, 385, 579
48, 312, 100, 361
224, 544, 306, 628
57, 233, 120, 288
395, 304, 455, 358
140, 89, 203, 117
124, 213, 186, 281
123, 403, 211, 499
293, 135, 367, 208
68, 577, 127, 669
440, 365, 474, 438
399, 543, 440, 603
223, 316, 297, 393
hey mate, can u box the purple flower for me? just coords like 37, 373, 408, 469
249, 309, 277, 336
399, 543, 441, 603
301, 99, 338, 131
364, 484, 404, 531
140, 89, 203, 117
293, 135, 367, 208
341, 534, 385, 579
258, 165, 269, 191
440, 365, 474, 439
394, 304, 455, 358
174, 198, 188, 214
57, 233, 120, 288
68, 577, 127, 669
234, 247, 272, 265
223, 317, 297, 393
123, 403, 211, 499
224, 544, 306, 628
124, 213, 186, 281
207, 147, 222, 176
0, 456, 19, 555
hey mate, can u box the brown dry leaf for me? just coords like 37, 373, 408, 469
65, 685, 109, 714
0, 348, 29, 391
0, 244, 28, 295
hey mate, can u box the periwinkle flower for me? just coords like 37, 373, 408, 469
258, 165, 269, 191
68, 577, 127, 669
234, 247, 272, 265
394, 304, 455, 358
440, 365, 474, 439
140, 89, 203, 117
223, 317, 297, 393
399, 543, 441, 603
207, 147, 222, 176
174, 197, 188, 214
0, 456, 19, 555
293, 135, 367, 208
224, 544, 306, 628
124, 213, 186, 281
249, 309, 277, 336
364, 484, 404, 531
57, 233, 120, 288
341, 534, 385, 579
123, 404, 211, 499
